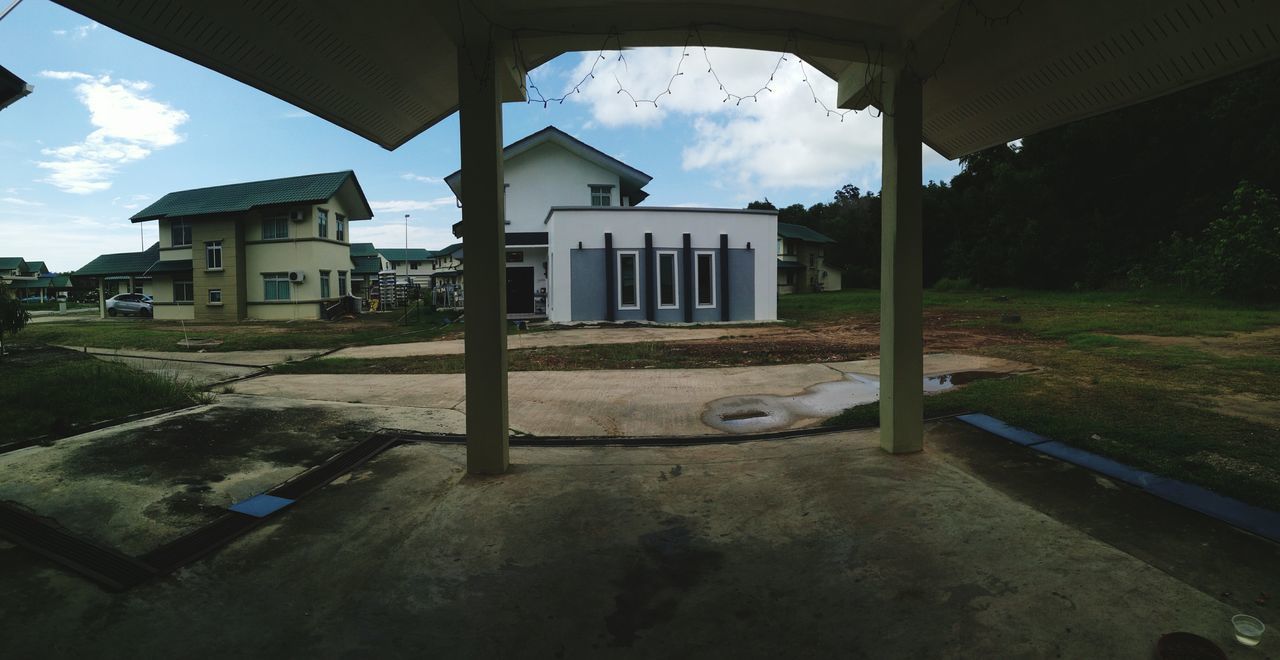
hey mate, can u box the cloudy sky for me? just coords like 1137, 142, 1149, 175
0, 1, 960, 271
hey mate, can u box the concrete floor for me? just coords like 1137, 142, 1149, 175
75, 346, 327, 367
233, 353, 1033, 436
329, 325, 791, 359
1, 422, 1269, 658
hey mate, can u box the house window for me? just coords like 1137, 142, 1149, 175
617, 251, 638, 309
317, 208, 328, 238
657, 251, 678, 308
173, 280, 193, 303
338, 271, 348, 296
263, 216, 289, 240
695, 252, 715, 308
208, 288, 222, 305
590, 185, 613, 207
320, 270, 331, 298
263, 272, 290, 301
336, 214, 346, 241
506, 251, 523, 263
205, 240, 223, 270
784, 270, 797, 286
170, 220, 192, 247
409, 261, 420, 269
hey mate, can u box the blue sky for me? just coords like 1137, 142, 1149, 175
0, 1, 960, 271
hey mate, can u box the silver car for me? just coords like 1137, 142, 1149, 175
105, 293, 153, 317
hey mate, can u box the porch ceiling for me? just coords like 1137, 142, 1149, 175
50, 1, 1280, 157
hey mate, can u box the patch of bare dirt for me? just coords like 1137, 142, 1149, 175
1118, 326, 1280, 358
1204, 392, 1280, 429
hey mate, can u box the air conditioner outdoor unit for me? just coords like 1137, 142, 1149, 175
289, 210, 306, 223
288, 271, 306, 283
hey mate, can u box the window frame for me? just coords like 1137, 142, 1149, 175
616, 250, 640, 310
317, 208, 329, 238
320, 269, 331, 299
204, 240, 223, 271
589, 184, 613, 207
173, 280, 194, 303
263, 272, 291, 301
170, 220, 192, 247
337, 271, 348, 296
262, 216, 289, 240
207, 288, 223, 305
335, 214, 346, 241
694, 251, 716, 308
656, 250, 679, 309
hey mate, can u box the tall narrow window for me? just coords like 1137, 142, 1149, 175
336, 214, 346, 241
204, 240, 223, 270
263, 272, 290, 301
170, 220, 192, 247
657, 251, 678, 308
695, 252, 715, 308
338, 271, 348, 296
617, 251, 638, 309
263, 216, 289, 240
320, 270, 331, 298
590, 185, 613, 207
317, 208, 329, 237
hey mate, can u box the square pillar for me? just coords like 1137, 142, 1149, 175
458, 35, 509, 474
879, 67, 925, 454
97, 278, 106, 319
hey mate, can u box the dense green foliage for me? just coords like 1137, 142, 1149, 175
0, 283, 32, 356
756, 59, 1280, 297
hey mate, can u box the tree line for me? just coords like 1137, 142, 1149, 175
753, 59, 1280, 299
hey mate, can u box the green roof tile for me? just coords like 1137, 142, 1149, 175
377, 248, 433, 261
0, 257, 27, 271
777, 222, 835, 244
351, 255, 384, 275
75, 244, 162, 276
349, 242, 379, 257
132, 171, 362, 221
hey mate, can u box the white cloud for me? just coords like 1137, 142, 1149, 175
351, 222, 459, 252
369, 197, 457, 215
53, 22, 99, 39
36, 71, 189, 194
1, 197, 44, 207
400, 172, 442, 184
112, 194, 151, 210
557, 48, 948, 193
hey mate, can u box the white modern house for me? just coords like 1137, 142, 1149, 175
445, 126, 777, 323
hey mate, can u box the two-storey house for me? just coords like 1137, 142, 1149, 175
777, 223, 843, 294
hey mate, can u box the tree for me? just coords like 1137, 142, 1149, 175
0, 283, 31, 357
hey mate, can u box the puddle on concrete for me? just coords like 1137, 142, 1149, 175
702, 371, 1005, 434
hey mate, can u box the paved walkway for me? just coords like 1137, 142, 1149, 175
2, 423, 1260, 657
329, 325, 790, 359
234, 353, 1033, 436
70, 346, 327, 367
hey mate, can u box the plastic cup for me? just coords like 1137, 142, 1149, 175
1233, 614, 1265, 647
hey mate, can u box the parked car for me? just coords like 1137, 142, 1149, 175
19, 295, 43, 303
105, 293, 153, 317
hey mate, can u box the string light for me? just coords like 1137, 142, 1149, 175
486, 0, 1026, 120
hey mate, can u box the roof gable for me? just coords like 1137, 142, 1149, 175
377, 248, 433, 261
444, 126, 652, 203
132, 171, 374, 222
0, 257, 26, 272
349, 242, 380, 257
75, 243, 162, 276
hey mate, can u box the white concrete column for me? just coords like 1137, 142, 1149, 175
879, 67, 925, 454
458, 33, 510, 474
97, 278, 106, 318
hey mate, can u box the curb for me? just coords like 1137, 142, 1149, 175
956, 413, 1280, 544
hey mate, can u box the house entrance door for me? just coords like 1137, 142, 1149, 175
506, 266, 534, 314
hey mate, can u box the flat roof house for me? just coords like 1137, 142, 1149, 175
124, 171, 374, 321
777, 223, 843, 294
448, 126, 777, 323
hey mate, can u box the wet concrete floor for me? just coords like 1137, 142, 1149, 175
1, 421, 1271, 658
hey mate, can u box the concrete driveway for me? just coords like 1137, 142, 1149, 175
1, 422, 1266, 658
234, 354, 1034, 436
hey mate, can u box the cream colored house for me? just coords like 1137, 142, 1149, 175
118, 171, 373, 321
777, 223, 843, 295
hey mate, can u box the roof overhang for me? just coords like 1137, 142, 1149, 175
0, 65, 33, 112
51, 1, 1280, 159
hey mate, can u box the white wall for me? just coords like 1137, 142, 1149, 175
547, 208, 777, 322
504, 142, 621, 232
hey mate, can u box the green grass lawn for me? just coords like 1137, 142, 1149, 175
800, 288, 1280, 510
0, 347, 209, 446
